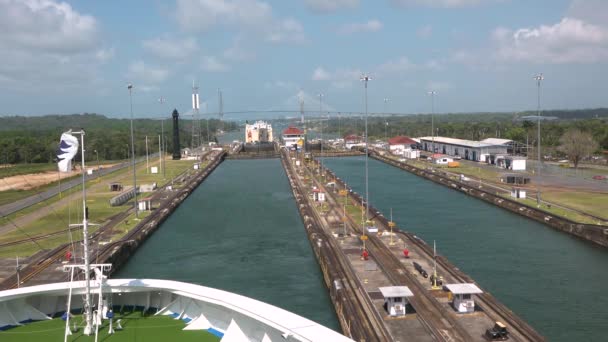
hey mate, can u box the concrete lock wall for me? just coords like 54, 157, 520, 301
369, 152, 608, 248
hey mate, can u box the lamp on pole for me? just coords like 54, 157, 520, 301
318, 93, 324, 175
360, 74, 372, 224
128, 83, 138, 218
533, 73, 544, 206
158, 97, 167, 179
384, 98, 389, 146
428, 91, 436, 154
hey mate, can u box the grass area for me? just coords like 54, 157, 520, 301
541, 191, 608, 221
0, 313, 220, 342
496, 194, 600, 225
0, 174, 81, 206
382, 154, 607, 225
0, 157, 195, 258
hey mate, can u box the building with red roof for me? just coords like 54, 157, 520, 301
282, 126, 305, 149
388, 136, 420, 159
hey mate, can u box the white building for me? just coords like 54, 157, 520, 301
445, 283, 483, 313
379, 286, 414, 317
245, 121, 273, 143
282, 126, 304, 149
344, 134, 365, 150
388, 136, 419, 159
493, 155, 527, 171
419, 136, 509, 162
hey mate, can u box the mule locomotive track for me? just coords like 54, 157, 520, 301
281, 149, 392, 341
315, 157, 545, 341
305, 158, 470, 342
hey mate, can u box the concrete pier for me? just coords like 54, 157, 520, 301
281, 150, 545, 342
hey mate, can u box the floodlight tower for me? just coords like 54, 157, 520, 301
218, 88, 224, 133
360, 74, 372, 223
192, 81, 200, 149
127, 83, 138, 218
300, 94, 305, 124
533, 73, 544, 206
318, 93, 324, 174
428, 91, 437, 154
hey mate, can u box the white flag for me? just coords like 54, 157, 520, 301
57, 132, 79, 172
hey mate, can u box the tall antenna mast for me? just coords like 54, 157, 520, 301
300, 93, 304, 124
191, 81, 200, 150
218, 88, 224, 133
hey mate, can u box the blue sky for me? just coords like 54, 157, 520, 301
0, 0, 607, 119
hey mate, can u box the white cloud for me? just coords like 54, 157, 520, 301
174, 0, 306, 44
492, 18, 608, 64
200, 56, 230, 72
337, 20, 383, 35
0, 0, 97, 53
311, 66, 362, 89
377, 57, 417, 74
223, 36, 256, 61
303, 0, 358, 13
567, 0, 608, 26
0, 0, 104, 88
391, 0, 495, 8
127, 61, 170, 86
312, 67, 331, 81
95, 48, 115, 63
142, 36, 199, 60
266, 18, 306, 44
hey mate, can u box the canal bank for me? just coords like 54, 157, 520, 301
323, 156, 608, 342
370, 152, 608, 247
115, 159, 339, 330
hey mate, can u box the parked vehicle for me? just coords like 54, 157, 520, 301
485, 321, 509, 340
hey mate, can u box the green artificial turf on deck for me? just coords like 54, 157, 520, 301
0, 313, 221, 342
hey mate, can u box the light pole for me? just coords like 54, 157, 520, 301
428, 91, 436, 154
318, 93, 324, 175
128, 83, 138, 218
158, 97, 167, 179
534, 73, 544, 206
360, 74, 372, 224
384, 98, 389, 147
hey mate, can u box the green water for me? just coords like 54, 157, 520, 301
115, 159, 339, 330
323, 156, 608, 342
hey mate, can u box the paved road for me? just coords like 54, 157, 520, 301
0, 154, 158, 217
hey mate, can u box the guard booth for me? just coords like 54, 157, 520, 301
379, 286, 414, 317
510, 187, 526, 199
312, 188, 325, 202
445, 283, 483, 313
138, 197, 152, 211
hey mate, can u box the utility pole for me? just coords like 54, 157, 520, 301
319, 93, 324, 176
534, 73, 544, 206
127, 84, 138, 218
428, 91, 436, 154
360, 74, 372, 223
192, 82, 200, 150
218, 88, 224, 133
145, 136, 149, 173
158, 97, 166, 178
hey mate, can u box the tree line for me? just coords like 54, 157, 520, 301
318, 112, 608, 152
0, 113, 238, 164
